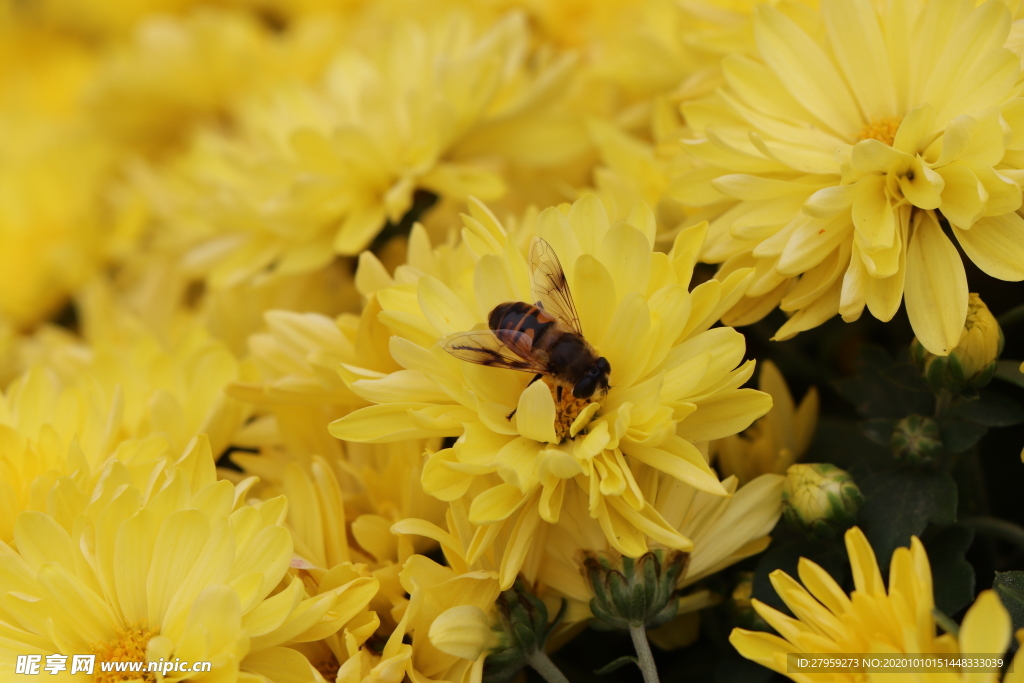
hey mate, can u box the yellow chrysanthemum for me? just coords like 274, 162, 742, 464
538, 472, 783, 629
382, 556, 501, 683
0, 436, 379, 682
221, 291, 452, 664
586, 0, 826, 231
389, 492, 558, 682
142, 10, 583, 289
72, 288, 250, 457
0, 18, 117, 329
0, 292, 249, 541
681, 0, 1024, 355
228, 441, 447, 630
0, 319, 83, 389
225, 449, 441, 682
228, 301, 400, 443
326, 553, 500, 683
714, 360, 818, 484
731, 526, 1024, 682
330, 195, 771, 587
87, 8, 339, 154
100, 246, 360, 359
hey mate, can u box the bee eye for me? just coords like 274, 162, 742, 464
573, 376, 597, 399
597, 357, 611, 374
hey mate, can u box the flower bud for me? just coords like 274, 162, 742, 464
483, 578, 564, 683
730, 572, 768, 631
890, 414, 943, 465
584, 549, 688, 630
911, 294, 1003, 393
430, 605, 501, 661
781, 464, 863, 538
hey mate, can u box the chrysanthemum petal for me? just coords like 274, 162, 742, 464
623, 440, 725, 496
469, 483, 527, 525
429, 605, 499, 660
959, 590, 1011, 673
677, 389, 772, 443
955, 213, 1024, 280
571, 254, 617, 345
822, 0, 896, 121
904, 212, 969, 355
844, 527, 885, 597
937, 164, 987, 230
422, 449, 475, 502
242, 646, 324, 683
13, 512, 74, 573
728, 629, 795, 678
37, 563, 118, 650
515, 381, 559, 444
599, 293, 653, 388
498, 503, 542, 589
753, 5, 860, 139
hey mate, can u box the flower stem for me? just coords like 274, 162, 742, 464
629, 625, 660, 683
934, 389, 953, 421
527, 650, 571, 683
961, 516, 1024, 552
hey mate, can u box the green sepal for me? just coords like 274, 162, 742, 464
595, 656, 639, 675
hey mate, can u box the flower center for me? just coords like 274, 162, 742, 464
856, 116, 903, 146
547, 378, 601, 440
91, 625, 158, 683
315, 655, 341, 682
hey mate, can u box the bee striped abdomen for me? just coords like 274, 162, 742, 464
488, 301, 558, 349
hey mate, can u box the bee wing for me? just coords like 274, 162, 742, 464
441, 329, 549, 374
529, 236, 583, 335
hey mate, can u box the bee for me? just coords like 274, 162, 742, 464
442, 237, 611, 433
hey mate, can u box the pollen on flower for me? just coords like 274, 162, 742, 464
90, 625, 158, 683
548, 378, 601, 439
856, 116, 903, 146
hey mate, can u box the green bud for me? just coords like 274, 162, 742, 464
483, 579, 565, 683
911, 294, 1003, 394
781, 463, 863, 539
584, 549, 688, 631
890, 414, 943, 464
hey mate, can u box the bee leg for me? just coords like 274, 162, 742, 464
556, 385, 563, 402
507, 374, 544, 421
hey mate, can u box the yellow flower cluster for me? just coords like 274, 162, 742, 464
2, 0, 1022, 681
732, 527, 1024, 683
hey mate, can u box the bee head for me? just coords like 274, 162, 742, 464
572, 357, 611, 399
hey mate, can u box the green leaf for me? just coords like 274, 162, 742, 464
922, 524, 975, 616
939, 419, 988, 454
594, 656, 638, 675
994, 571, 1024, 634
808, 417, 892, 470
857, 470, 957, 570
834, 347, 933, 419
994, 360, 1024, 390
949, 391, 1024, 427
